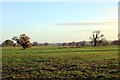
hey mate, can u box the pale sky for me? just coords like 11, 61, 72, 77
1, 2, 118, 43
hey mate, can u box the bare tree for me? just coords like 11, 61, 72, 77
80, 41, 86, 47
33, 42, 38, 46
44, 42, 49, 46
111, 40, 119, 45
90, 30, 104, 46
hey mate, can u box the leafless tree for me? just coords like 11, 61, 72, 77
90, 30, 104, 46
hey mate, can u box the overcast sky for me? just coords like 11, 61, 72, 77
1, 2, 118, 43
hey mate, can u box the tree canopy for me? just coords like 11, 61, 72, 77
12, 34, 32, 49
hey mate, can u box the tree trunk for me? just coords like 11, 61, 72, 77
94, 39, 97, 46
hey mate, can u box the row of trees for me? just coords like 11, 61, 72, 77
1, 31, 120, 47
30, 30, 120, 47
1, 39, 119, 47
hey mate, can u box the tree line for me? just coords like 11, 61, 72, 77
1, 31, 120, 48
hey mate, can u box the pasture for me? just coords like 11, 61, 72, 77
2, 46, 119, 79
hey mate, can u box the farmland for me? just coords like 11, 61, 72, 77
2, 46, 119, 79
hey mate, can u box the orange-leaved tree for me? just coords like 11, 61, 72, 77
12, 34, 32, 49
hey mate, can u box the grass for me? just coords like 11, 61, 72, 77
1, 46, 119, 79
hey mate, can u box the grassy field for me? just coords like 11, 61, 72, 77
2, 46, 119, 79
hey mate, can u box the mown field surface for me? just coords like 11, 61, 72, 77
2, 46, 119, 79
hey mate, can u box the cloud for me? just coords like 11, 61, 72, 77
56, 22, 106, 26
98, 7, 118, 14
56, 18, 117, 26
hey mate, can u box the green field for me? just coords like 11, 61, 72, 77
2, 46, 119, 79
